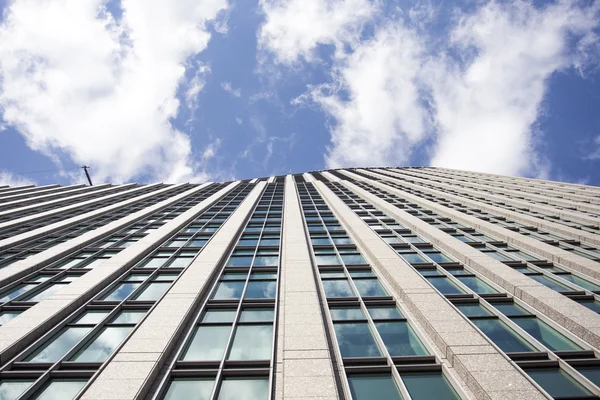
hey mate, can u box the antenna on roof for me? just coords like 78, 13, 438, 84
82, 166, 93, 186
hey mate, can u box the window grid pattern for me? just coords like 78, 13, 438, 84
328, 180, 600, 398
0, 185, 87, 203
367, 169, 600, 234
298, 181, 462, 400
0, 184, 254, 400
0, 183, 228, 326
349, 180, 600, 313
157, 182, 283, 400
0, 184, 174, 239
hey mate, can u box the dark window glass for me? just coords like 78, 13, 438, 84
576, 366, 600, 387
511, 317, 582, 351
353, 279, 387, 297
347, 375, 402, 400
526, 369, 592, 398
471, 319, 536, 353
333, 323, 381, 358
322, 280, 354, 297
455, 304, 493, 318
490, 302, 531, 317
375, 322, 428, 356
402, 373, 460, 400
455, 277, 498, 294
426, 277, 465, 295
244, 281, 276, 299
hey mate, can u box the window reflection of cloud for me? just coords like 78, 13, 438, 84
28, 327, 92, 362
112, 311, 145, 324
334, 323, 381, 357
0, 380, 34, 400
217, 378, 269, 400
164, 379, 214, 400
228, 325, 273, 360
354, 280, 387, 297
213, 282, 243, 299
322, 280, 354, 297
368, 307, 400, 320
104, 283, 139, 301
72, 327, 132, 362
182, 325, 231, 361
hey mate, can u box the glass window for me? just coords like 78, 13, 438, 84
212, 281, 245, 300
228, 325, 273, 360
322, 280, 355, 298
202, 310, 237, 323
511, 317, 582, 351
111, 310, 146, 324
142, 258, 168, 268
23, 284, 65, 302
227, 256, 253, 267
101, 283, 140, 301
216, 377, 269, 400
239, 309, 274, 323
490, 302, 531, 317
560, 275, 600, 292
576, 299, 600, 313
426, 277, 465, 295
0, 284, 37, 302
315, 255, 341, 265
471, 319, 536, 353
347, 374, 402, 400
167, 257, 193, 268
181, 325, 231, 361
368, 306, 403, 320
402, 373, 460, 400
0, 380, 35, 400
575, 366, 600, 387
35, 379, 87, 400
424, 252, 454, 263
455, 277, 498, 294
0, 311, 21, 325
455, 304, 493, 318
399, 253, 427, 264
375, 322, 428, 356
330, 307, 366, 321
333, 323, 381, 357
25, 327, 92, 362
244, 281, 276, 299
164, 378, 214, 400
526, 369, 593, 398
133, 282, 171, 301
353, 279, 388, 297
341, 254, 367, 265
70, 326, 133, 362
485, 252, 514, 262
252, 256, 278, 267
74, 311, 110, 324
528, 275, 574, 292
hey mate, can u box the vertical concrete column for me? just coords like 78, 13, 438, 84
273, 175, 339, 400
353, 168, 600, 247
0, 182, 238, 364
313, 180, 546, 400
79, 182, 267, 400
335, 178, 600, 348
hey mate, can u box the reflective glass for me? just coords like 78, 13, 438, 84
202, 310, 236, 323
228, 325, 273, 360
333, 322, 381, 357
368, 306, 403, 320
0, 311, 20, 325
239, 309, 274, 322
472, 319, 536, 352
526, 369, 592, 398
35, 379, 87, 400
402, 373, 460, 400
330, 307, 366, 321
490, 302, 531, 317
322, 280, 354, 297
560, 275, 600, 291
244, 281, 276, 299
217, 377, 269, 400
315, 255, 341, 265
576, 366, 600, 387
24, 284, 65, 302
142, 258, 168, 268
227, 257, 253, 267
375, 322, 428, 356
0, 284, 37, 302
511, 317, 582, 351
164, 378, 214, 400
528, 275, 574, 292
341, 254, 367, 265
425, 252, 454, 263
354, 279, 388, 297
167, 257, 193, 268
25, 327, 92, 362
101, 283, 140, 301
252, 256, 278, 266
133, 282, 171, 301
70, 326, 133, 362
74, 311, 110, 324
455, 304, 493, 318
212, 281, 245, 300
577, 299, 600, 313
426, 277, 465, 295
0, 380, 35, 400
399, 253, 427, 264
112, 310, 146, 324
182, 325, 231, 361
347, 375, 402, 400
455, 277, 498, 294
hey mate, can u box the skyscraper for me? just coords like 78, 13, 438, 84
0, 167, 598, 400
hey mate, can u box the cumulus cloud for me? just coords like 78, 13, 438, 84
258, 0, 378, 64
0, 171, 35, 187
0, 0, 228, 184
267, 0, 600, 176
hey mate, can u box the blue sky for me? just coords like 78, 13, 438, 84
0, 0, 598, 186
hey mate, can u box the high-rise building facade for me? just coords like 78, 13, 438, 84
0, 167, 598, 400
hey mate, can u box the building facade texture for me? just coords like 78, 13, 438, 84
0, 167, 598, 399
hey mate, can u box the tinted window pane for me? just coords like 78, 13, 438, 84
23, 284, 65, 302
375, 322, 428, 356
333, 323, 381, 358
102, 283, 140, 301
71, 326, 133, 362
511, 318, 582, 351
35, 379, 87, 400
560, 275, 600, 291
426, 277, 465, 295
322, 280, 354, 297
182, 325, 231, 361
25, 327, 92, 362
228, 325, 273, 360
455, 277, 498, 294
576, 366, 600, 387
368, 306, 403, 320
0, 284, 37, 302
0, 380, 35, 400
425, 253, 454, 263
576, 299, 600, 313
528, 275, 573, 292
330, 307, 365, 321
164, 378, 214, 400
133, 282, 170, 301
239, 309, 274, 323
74, 311, 110, 324
111, 311, 146, 324
217, 377, 269, 400
0, 311, 20, 325
455, 304, 493, 318
402, 373, 460, 400
244, 281, 276, 299
354, 279, 388, 297
347, 375, 402, 400
400, 253, 427, 264
202, 310, 236, 323
472, 319, 536, 353
526, 369, 592, 398
490, 302, 531, 317
212, 281, 245, 300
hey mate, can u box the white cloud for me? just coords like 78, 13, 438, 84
0, 171, 35, 187
293, 22, 427, 168
185, 63, 211, 112
221, 81, 242, 98
286, 0, 599, 176
258, 0, 378, 65
428, 0, 600, 175
586, 135, 600, 160
0, 0, 228, 184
